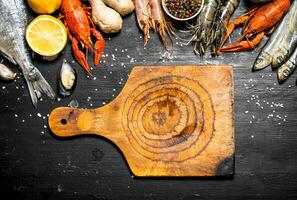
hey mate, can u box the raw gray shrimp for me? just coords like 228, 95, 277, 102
134, 0, 151, 46
149, 0, 174, 50
277, 47, 297, 84
189, 0, 220, 56
134, 0, 174, 49
212, 0, 240, 55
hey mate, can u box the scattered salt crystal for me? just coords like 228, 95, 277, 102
37, 113, 42, 117
68, 100, 79, 108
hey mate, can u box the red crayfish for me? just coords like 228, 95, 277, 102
60, 0, 105, 74
220, 0, 291, 52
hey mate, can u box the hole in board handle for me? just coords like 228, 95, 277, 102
61, 119, 67, 125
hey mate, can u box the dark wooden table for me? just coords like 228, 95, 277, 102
1, 1, 297, 199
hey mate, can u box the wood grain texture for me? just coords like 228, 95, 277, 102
48, 66, 234, 176
1, 1, 297, 199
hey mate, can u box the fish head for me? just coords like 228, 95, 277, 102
252, 52, 272, 71
272, 48, 288, 69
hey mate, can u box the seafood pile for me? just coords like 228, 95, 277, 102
0, 0, 135, 107
253, 0, 297, 84
1, 0, 297, 108
186, 0, 240, 56
134, 0, 175, 50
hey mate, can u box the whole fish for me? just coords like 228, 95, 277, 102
253, 0, 297, 71
277, 47, 297, 84
271, 0, 297, 70
0, 0, 55, 107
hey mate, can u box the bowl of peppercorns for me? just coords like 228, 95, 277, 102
162, 0, 204, 21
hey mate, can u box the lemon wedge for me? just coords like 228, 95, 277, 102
26, 15, 67, 61
27, 0, 62, 14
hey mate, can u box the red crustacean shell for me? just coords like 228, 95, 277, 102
61, 0, 92, 49
243, 0, 291, 37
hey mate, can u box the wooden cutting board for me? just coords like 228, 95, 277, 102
48, 66, 234, 177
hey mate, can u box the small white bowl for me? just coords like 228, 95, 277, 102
162, 0, 204, 21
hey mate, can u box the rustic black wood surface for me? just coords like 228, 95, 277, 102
1, 1, 297, 199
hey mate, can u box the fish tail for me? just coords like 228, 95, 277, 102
22, 65, 56, 108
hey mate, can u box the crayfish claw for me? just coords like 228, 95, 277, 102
91, 28, 105, 65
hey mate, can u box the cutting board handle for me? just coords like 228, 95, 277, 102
48, 107, 105, 137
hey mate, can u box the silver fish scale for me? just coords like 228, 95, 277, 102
0, 0, 55, 107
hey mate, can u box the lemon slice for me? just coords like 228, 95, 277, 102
26, 15, 67, 60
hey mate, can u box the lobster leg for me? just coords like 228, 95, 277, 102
83, 6, 92, 11
67, 28, 92, 74
58, 14, 65, 20
86, 15, 105, 66
220, 7, 259, 50
90, 28, 105, 65
220, 32, 265, 52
